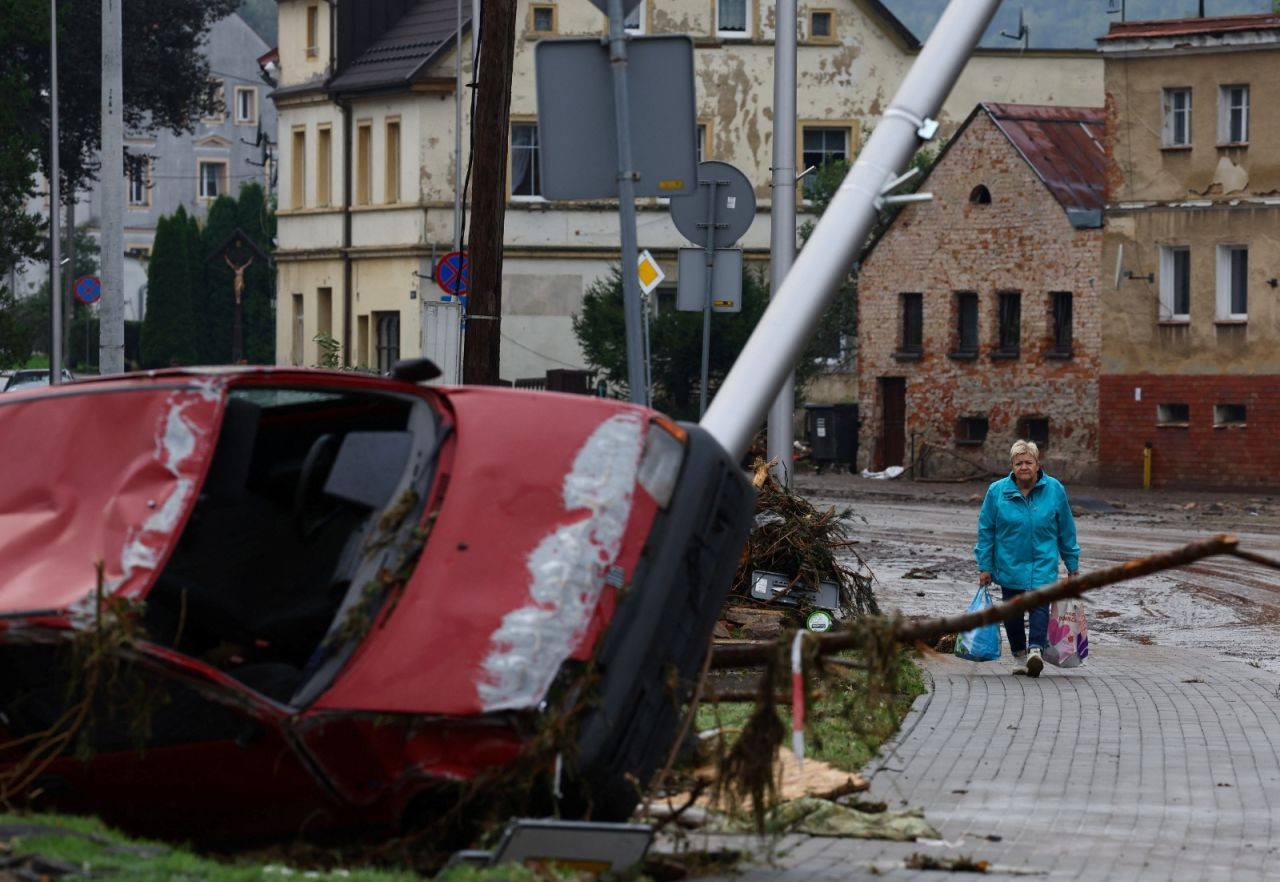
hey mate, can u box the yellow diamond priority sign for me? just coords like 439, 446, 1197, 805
636, 249, 665, 295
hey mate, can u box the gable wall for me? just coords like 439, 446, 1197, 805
856, 112, 1101, 481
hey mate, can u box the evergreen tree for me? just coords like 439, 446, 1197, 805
235, 182, 275, 364
200, 195, 239, 363
140, 206, 201, 367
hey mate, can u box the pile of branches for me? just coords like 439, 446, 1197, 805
731, 460, 878, 617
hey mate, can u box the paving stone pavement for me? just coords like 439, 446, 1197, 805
659, 643, 1280, 880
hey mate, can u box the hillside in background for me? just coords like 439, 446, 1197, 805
883, 0, 1276, 49
238, 0, 277, 45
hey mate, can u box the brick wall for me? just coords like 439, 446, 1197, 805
1100, 374, 1280, 490
857, 111, 1101, 482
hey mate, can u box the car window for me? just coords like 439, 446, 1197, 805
141, 384, 439, 706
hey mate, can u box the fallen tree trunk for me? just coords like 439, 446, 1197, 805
711, 534, 1279, 669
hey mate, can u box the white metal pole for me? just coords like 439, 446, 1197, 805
700, 0, 1001, 459
49, 0, 61, 385
607, 0, 647, 405
99, 0, 124, 374
765, 0, 797, 485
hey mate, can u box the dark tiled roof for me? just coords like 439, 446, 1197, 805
1097, 12, 1280, 42
329, 0, 469, 95
982, 103, 1105, 228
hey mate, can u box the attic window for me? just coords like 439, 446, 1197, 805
969, 185, 991, 204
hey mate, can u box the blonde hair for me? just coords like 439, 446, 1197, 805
1010, 439, 1040, 463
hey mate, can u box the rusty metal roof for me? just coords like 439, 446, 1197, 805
1098, 13, 1280, 42
982, 103, 1106, 228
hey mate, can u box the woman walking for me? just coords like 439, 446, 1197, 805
974, 440, 1080, 677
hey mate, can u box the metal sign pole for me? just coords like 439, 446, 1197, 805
606, 0, 647, 405
699, 0, 1001, 460
766, 0, 797, 486
48, 0, 61, 385
696, 178, 723, 417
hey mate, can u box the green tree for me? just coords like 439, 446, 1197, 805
0, 0, 45, 274
572, 265, 778, 420
0, 288, 39, 369
797, 138, 944, 377
234, 182, 276, 364
1, 0, 238, 271
140, 206, 202, 367
199, 194, 239, 363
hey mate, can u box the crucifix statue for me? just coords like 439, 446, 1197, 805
208, 228, 269, 364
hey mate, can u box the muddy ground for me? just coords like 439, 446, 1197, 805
794, 472, 1280, 673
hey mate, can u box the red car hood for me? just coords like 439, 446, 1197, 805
0, 382, 220, 619
314, 387, 658, 717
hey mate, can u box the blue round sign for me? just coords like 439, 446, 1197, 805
74, 275, 101, 305
436, 251, 470, 298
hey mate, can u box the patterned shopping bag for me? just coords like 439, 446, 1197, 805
1043, 598, 1088, 667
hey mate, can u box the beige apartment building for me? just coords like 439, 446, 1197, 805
1096, 14, 1280, 489
272, 0, 1101, 384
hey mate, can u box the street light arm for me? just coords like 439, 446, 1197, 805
699, 0, 1002, 460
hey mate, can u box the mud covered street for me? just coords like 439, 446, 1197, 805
795, 473, 1280, 672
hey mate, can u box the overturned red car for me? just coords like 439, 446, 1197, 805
0, 366, 751, 840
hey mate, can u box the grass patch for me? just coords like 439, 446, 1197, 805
695, 650, 925, 773
0, 812, 416, 881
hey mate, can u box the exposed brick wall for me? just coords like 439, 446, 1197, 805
1100, 374, 1280, 491
857, 112, 1101, 482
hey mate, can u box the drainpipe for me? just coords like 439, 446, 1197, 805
340, 96, 353, 366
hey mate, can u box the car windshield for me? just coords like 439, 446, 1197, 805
141, 383, 441, 705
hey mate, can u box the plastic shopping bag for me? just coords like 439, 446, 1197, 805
1043, 599, 1089, 667
954, 586, 1001, 662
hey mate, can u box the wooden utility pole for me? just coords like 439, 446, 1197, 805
463, 0, 518, 384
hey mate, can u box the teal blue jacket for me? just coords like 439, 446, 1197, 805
974, 470, 1081, 590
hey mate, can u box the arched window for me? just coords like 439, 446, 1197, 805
969, 185, 991, 204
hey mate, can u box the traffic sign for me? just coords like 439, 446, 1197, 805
636, 250, 665, 294
676, 247, 742, 313
670, 161, 757, 248
436, 251, 470, 297
73, 275, 101, 305
535, 36, 697, 200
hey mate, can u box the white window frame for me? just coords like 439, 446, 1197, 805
1215, 244, 1248, 320
1158, 245, 1191, 321
234, 86, 258, 126
623, 0, 645, 33
1217, 84, 1248, 145
800, 125, 850, 201
197, 159, 228, 200
127, 157, 151, 207
1162, 87, 1191, 148
509, 121, 543, 201
716, 0, 751, 39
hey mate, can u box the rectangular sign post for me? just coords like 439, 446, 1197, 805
536, 33, 698, 405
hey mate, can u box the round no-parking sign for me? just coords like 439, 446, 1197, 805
74, 275, 102, 304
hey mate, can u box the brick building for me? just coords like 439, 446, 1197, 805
1097, 14, 1280, 490
856, 103, 1104, 482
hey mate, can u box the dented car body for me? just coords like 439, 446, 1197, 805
0, 367, 751, 839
